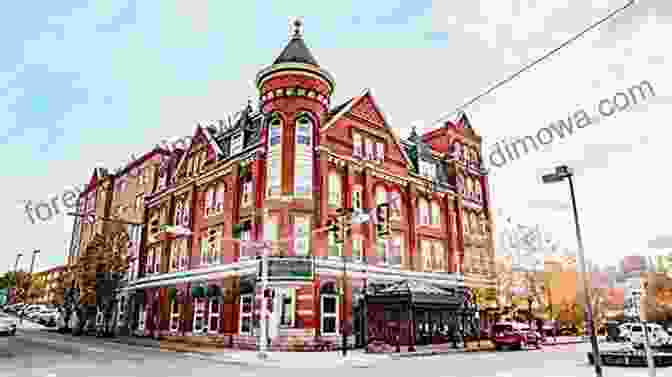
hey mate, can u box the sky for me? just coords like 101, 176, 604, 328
1, 0, 670, 273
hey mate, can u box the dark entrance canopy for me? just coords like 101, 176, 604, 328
366, 280, 470, 310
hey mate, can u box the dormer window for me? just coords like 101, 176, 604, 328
230, 132, 243, 155
419, 160, 436, 179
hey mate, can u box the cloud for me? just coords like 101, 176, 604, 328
527, 199, 570, 211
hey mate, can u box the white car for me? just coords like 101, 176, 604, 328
628, 323, 671, 347
0, 313, 17, 336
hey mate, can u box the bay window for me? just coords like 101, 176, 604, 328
328, 230, 342, 258
267, 116, 283, 197
321, 294, 338, 335
192, 298, 207, 335
169, 300, 180, 333
328, 172, 341, 207
294, 114, 314, 197
208, 299, 220, 334
239, 294, 253, 335
353, 133, 363, 158
294, 216, 310, 257
278, 288, 296, 328
430, 201, 441, 226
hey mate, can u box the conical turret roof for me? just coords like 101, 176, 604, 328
273, 34, 319, 66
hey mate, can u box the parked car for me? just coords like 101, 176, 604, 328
37, 310, 59, 326
629, 323, 671, 347
492, 322, 541, 350
0, 313, 17, 336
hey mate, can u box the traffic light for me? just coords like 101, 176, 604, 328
376, 204, 390, 237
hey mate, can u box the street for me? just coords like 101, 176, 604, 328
1, 324, 668, 377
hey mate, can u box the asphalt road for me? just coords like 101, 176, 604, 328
0, 326, 664, 377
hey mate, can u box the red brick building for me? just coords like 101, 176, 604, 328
123, 22, 495, 351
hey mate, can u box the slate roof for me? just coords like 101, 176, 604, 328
273, 35, 319, 66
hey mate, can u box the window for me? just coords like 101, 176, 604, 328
200, 235, 209, 266
175, 201, 184, 225
267, 116, 283, 197
208, 299, 220, 334
328, 172, 341, 207
352, 237, 363, 262
201, 228, 221, 265
328, 230, 342, 258
474, 181, 482, 201
365, 139, 374, 160
430, 201, 441, 226
241, 181, 253, 207
294, 114, 314, 197
263, 218, 278, 257
376, 238, 388, 265
321, 295, 338, 335
193, 298, 207, 335
240, 295, 253, 335
137, 304, 146, 331
153, 247, 161, 275
352, 187, 362, 210
353, 133, 363, 158
294, 217, 310, 257
418, 198, 429, 225
466, 178, 474, 198
434, 242, 444, 271
376, 187, 387, 206
215, 183, 225, 214
419, 160, 436, 178
169, 241, 179, 272
230, 133, 243, 155
205, 188, 214, 216
135, 194, 143, 211
462, 214, 470, 234
169, 300, 180, 333
422, 241, 432, 271
278, 288, 296, 327
391, 235, 403, 267
471, 213, 478, 234
389, 192, 401, 219
375, 142, 385, 163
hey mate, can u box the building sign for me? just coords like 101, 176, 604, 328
266, 258, 313, 280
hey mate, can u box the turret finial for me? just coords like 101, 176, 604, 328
292, 17, 303, 38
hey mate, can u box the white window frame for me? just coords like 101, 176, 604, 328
419, 160, 436, 178
375, 187, 387, 206
365, 138, 374, 161
422, 241, 432, 272
430, 201, 441, 226
207, 227, 221, 265
170, 241, 179, 272
169, 300, 180, 333
418, 198, 429, 226
392, 235, 403, 267
192, 298, 207, 335
389, 192, 401, 220
328, 172, 341, 207
215, 183, 225, 214
200, 235, 209, 266
278, 288, 296, 328
294, 114, 314, 197
267, 116, 283, 197
239, 294, 253, 335
137, 304, 146, 331
262, 217, 278, 258
434, 242, 444, 272
321, 294, 339, 335
208, 299, 220, 335
153, 247, 161, 275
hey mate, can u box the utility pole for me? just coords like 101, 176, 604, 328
20, 250, 40, 323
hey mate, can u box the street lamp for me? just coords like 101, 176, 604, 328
542, 165, 602, 377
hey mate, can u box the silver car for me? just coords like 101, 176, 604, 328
0, 313, 17, 336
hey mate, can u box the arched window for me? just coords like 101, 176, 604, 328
267, 115, 283, 197
418, 198, 429, 225
294, 113, 314, 197
430, 201, 441, 226
215, 182, 225, 213
328, 172, 341, 207
205, 187, 215, 217
389, 190, 402, 219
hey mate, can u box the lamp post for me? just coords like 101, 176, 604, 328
20, 250, 40, 323
542, 165, 602, 377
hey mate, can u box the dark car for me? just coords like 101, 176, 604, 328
492, 322, 541, 350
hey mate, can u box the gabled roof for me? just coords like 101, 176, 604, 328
173, 125, 223, 179
273, 35, 319, 66
320, 88, 415, 169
